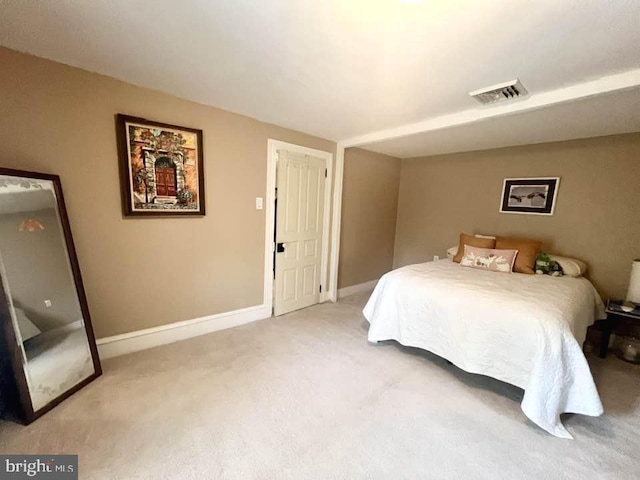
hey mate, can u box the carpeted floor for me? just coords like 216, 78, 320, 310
1, 292, 638, 479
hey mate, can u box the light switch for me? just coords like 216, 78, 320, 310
256, 197, 263, 210
44, 299, 52, 308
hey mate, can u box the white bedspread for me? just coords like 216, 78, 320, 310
363, 260, 606, 439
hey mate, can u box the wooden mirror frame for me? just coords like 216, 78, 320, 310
0, 167, 101, 424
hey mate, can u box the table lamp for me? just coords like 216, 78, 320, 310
625, 259, 640, 310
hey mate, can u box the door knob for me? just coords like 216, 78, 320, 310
276, 242, 285, 253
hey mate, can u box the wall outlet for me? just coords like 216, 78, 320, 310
44, 299, 52, 308
433, 255, 440, 262
255, 197, 263, 210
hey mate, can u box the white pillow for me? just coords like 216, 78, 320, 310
549, 255, 587, 277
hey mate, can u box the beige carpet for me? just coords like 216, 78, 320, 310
1, 292, 639, 479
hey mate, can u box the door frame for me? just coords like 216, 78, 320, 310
264, 140, 333, 315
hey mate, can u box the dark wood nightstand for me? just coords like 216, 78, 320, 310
596, 300, 640, 358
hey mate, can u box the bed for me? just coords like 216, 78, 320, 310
363, 259, 606, 439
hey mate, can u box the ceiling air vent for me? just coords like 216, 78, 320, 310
469, 79, 528, 105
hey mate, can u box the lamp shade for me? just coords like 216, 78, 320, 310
627, 259, 640, 303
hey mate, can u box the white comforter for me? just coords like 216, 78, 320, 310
363, 260, 606, 439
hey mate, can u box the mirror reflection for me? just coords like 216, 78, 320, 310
0, 175, 94, 411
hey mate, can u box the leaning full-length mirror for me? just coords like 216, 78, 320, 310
0, 168, 101, 423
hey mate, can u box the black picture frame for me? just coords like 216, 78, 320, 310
116, 114, 205, 217
499, 177, 560, 215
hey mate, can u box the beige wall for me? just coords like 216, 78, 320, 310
0, 47, 335, 338
338, 148, 401, 289
394, 133, 640, 300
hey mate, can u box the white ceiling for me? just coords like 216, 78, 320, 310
362, 87, 640, 157
0, 0, 639, 157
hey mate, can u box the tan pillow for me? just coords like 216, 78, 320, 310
495, 236, 542, 274
460, 245, 519, 273
453, 233, 496, 263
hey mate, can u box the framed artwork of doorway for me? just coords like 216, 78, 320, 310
116, 114, 205, 216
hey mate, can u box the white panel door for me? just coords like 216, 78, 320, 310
274, 150, 326, 316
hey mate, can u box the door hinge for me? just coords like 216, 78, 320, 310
319, 285, 322, 293
324, 168, 327, 178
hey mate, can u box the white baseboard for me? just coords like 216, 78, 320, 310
97, 304, 271, 360
337, 279, 378, 299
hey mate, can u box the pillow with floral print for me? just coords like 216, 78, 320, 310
460, 245, 518, 273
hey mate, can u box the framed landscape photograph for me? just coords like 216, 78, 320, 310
116, 114, 205, 216
499, 177, 559, 215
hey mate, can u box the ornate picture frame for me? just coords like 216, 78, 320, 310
116, 114, 205, 216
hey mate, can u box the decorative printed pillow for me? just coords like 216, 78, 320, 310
460, 245, 519, 273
